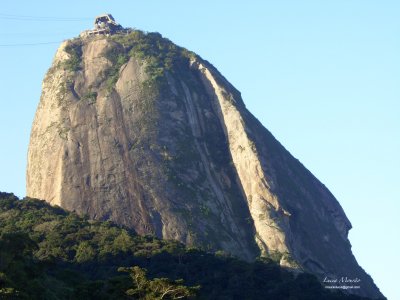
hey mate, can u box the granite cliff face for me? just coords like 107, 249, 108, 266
27, 31, 383, 298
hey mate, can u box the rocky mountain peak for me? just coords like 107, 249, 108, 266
26, 29, 383, 299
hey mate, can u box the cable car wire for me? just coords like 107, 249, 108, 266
0, 32, 77, 36
0, 41, 61, 47
0, 13, 91, 21
0, 14, 93, 46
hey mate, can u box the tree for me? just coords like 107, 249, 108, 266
75, 241, 96, 263
118, 266, 199, 299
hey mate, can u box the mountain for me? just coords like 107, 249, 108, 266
0, 192, 370, 299
26, 27, 384, 299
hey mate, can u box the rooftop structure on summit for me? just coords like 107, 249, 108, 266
80, 14, 124, 37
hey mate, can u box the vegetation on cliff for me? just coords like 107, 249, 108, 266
63, 29, 196, 90
0, 192, 371, 299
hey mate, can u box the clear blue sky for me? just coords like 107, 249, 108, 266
0, 1, 398, 299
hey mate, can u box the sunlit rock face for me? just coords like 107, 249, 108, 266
27, 32, 384, 299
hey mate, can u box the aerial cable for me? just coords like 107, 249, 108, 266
0, 13, 91, 21
0, 41, 61, 47
0, 32, 77, 36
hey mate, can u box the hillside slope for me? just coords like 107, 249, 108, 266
0, 192, 375, 299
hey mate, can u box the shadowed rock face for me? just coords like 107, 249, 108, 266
27, 32, 384, 299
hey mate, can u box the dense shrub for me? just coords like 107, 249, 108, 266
64, 39, 83, 72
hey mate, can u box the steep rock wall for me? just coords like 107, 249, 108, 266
191, 60, 380, 298
27, 36, 259, 260
27, 33, 383, 299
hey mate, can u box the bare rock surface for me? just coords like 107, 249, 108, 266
27, 32, 383, 299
